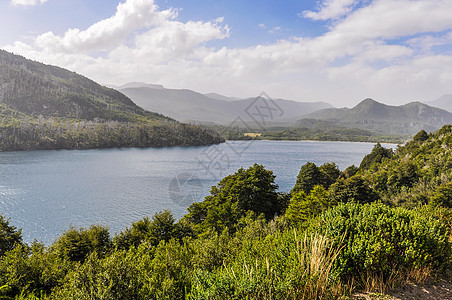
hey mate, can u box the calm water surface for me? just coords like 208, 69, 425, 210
0, 140, 396, 244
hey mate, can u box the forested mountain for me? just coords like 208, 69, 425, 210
118, 83, 333, 125
1, 126, 451, 299
302, 98, 452, 135
0, 50, 223, 150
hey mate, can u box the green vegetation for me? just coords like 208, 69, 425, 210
0, 117, 223, 150
213, 120, 408, 144
0, 50, 223, 150
1, 126, 452, 299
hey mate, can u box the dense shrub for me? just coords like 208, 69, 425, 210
51, 225, 111, 262
315, 202, 451, 285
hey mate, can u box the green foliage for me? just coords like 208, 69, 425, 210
0, 242, 71, 299
291, 162, 323, 195
291, 161, 341, 195
319, 162, 341, 188
0, 119, 224, 151
53, 239, 193, 300
189, 228, 343, 299
413, 129, 429, 142
430, 182, 452, 208
114, 210, 189, 250
0, 215, 22, 257
285, 185, 334, 226
51, 225, 111, 262
258, 123, 405, 143
387, 161, 419, 190
329, 175, 379, 204
113, 217, 152, 250
359, 143, 393, 170
184, 164, 282, 234
342, 165, 358, 178
316, 202, 451, 285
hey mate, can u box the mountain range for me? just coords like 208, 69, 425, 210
1, 48, 451, 148
116, 81, 452, 137
301, 98, 452, 135
116, 83, 333, 125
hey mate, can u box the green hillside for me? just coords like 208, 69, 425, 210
0, 50, 223, 150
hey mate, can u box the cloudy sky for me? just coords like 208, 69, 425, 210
2, 0, 452, 107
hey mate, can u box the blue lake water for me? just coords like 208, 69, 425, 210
0, 140, 396, 244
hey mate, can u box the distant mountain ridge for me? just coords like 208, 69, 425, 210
303, 98, 452, 135
117, 83, 333, 125
424, 94, 452, 113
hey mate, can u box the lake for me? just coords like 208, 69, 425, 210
0, 140, 396, 244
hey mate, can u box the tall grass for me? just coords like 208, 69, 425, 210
189, 230, 344, 299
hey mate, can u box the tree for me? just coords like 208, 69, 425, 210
0, 214, 22, 257
185, 164, 281, 234
52, 225, 111, 262
413, 129, 429, 142
387, 161, 419, 189
291, 162, 323, 195
114, 210, 185, 250
342, 165, 358, 178
329, 175, 378, 204
359, 143, 393, 170
430, 182, 452, 208
285, 185, 334, 226
148, 210, 177, 245
319, 162, 341, 188
292, 162, 341, 195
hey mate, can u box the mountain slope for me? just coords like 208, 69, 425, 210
118, 84, 333, 125
303, 98, 452, 135
425, 94, 452, 113
0, 50, 223, 150
0, 50, 167, 122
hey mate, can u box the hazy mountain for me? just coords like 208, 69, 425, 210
424, 95, 452, 113
108, 82, 165, 90
118, 84, 333, 125
302, 98, 452, 135
0, 49, 223, 150
204, 93, 240, 102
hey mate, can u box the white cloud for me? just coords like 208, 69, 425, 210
11, 0, 47, 6
302, 0, 360, 21
5, 0, 452, 106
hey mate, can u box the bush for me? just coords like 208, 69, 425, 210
51, 225, 111, 262
315, 202, 451, 286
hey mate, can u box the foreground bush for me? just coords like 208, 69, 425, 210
315, 202, 451, 287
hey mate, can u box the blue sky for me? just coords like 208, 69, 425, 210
2, 0, 452, 107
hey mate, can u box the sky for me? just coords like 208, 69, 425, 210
2, 0, 452, 107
